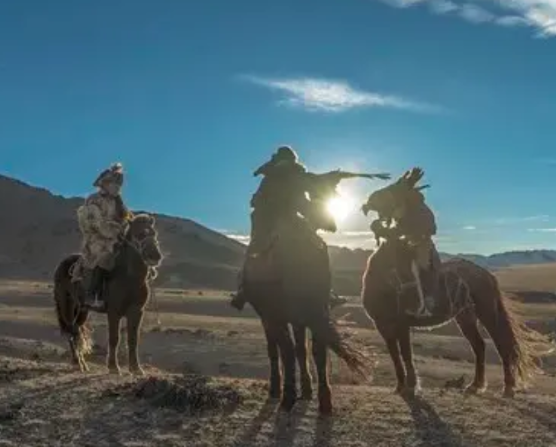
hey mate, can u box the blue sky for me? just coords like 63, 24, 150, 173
1, 0, 556, 254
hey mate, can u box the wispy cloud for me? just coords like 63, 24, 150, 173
240, 75, 441, 113
491, 215, 550, 225
462, 225, 477, 230
376, 0, 556, 37
527, 227, 556, 232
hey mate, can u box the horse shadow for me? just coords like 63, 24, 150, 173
402, 394, 471, 447
479, 394, 556, 436
232, 399, 311, 446
313, 414, 334, 447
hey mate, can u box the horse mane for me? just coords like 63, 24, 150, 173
130, 213, 156, 225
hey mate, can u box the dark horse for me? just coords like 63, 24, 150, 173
243, 170, 386, 415
53, 213, 163, 374
360, 169, 554, 398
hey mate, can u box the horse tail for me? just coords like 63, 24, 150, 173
489, 283, 554, 385
305, 311, 373, 380
447, 259, 554, 386
53, 254, 93, 356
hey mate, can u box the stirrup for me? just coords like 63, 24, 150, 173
83, 293, 104, 309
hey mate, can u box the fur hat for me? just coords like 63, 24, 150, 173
253, 145, 302, 176
93, 162, 124, 187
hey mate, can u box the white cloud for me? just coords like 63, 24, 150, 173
462, 225, 477, 230
491, 215, 550, 225
527, 227, 556, 232
458, 3, 496, 22
240, 75, 441, 113
225, 234, 251, 244
375, 0, 556, 37
429, 0, 459, 14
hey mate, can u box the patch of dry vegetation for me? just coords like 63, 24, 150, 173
495, 263, 556, 292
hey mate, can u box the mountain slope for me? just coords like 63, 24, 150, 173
1, 173, 556, 293
0, 174, 245, 289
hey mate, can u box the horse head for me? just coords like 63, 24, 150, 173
125, 213, 164, 268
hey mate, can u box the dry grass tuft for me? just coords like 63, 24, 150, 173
104, 374, 244, 414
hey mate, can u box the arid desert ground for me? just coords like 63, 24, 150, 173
0, 269, 555, 447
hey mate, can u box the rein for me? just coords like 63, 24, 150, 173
120, 233, 162, 326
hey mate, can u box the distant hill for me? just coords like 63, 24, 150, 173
2, 173, 556, 295
440, 250, 556, 269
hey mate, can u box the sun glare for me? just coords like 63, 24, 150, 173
326, 195, 355, 222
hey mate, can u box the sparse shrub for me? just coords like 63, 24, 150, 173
105, 374, 243, 415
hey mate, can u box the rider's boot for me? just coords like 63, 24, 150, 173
82, 266, 106, 311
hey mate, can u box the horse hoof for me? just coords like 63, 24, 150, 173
280, 395, 297, 412
502, 387, 516, 399
464, 384, 487, 395
401, 385, 420, 398
72, 364, 86, 373
130, 367, 145, 377
109, 368, 121, 376
393, 385, 404, 395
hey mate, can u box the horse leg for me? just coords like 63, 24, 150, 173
455, 310, 487, 394
397, 325, 421, 397
293, 324, 313, 400
376, 323, 406, 393
311, 334, 332, 415
276, 323, 297, 412
107, 312, 122, 375
127, 307, 145, 376
475, 313, 518, 398
56, 287, 88, 372
74, 310, 91, 372
262, 319, 282, 399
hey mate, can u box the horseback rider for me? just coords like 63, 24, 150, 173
71, 162, 132, 310
364, 168, 439, 317
230, 145, 345, 310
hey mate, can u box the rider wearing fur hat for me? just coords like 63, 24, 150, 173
72, 162, 132, 310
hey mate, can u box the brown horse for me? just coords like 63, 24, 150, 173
259, 296, 348, 407
361, 236, 554, 398
242, 171, 385, 415
53, 214, 163, 374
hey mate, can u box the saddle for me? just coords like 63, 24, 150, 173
69, 257, 109, 305
244, 224, 329, 298
393, 265, 471, 319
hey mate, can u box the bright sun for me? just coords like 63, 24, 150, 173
326, 195, 355, 222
